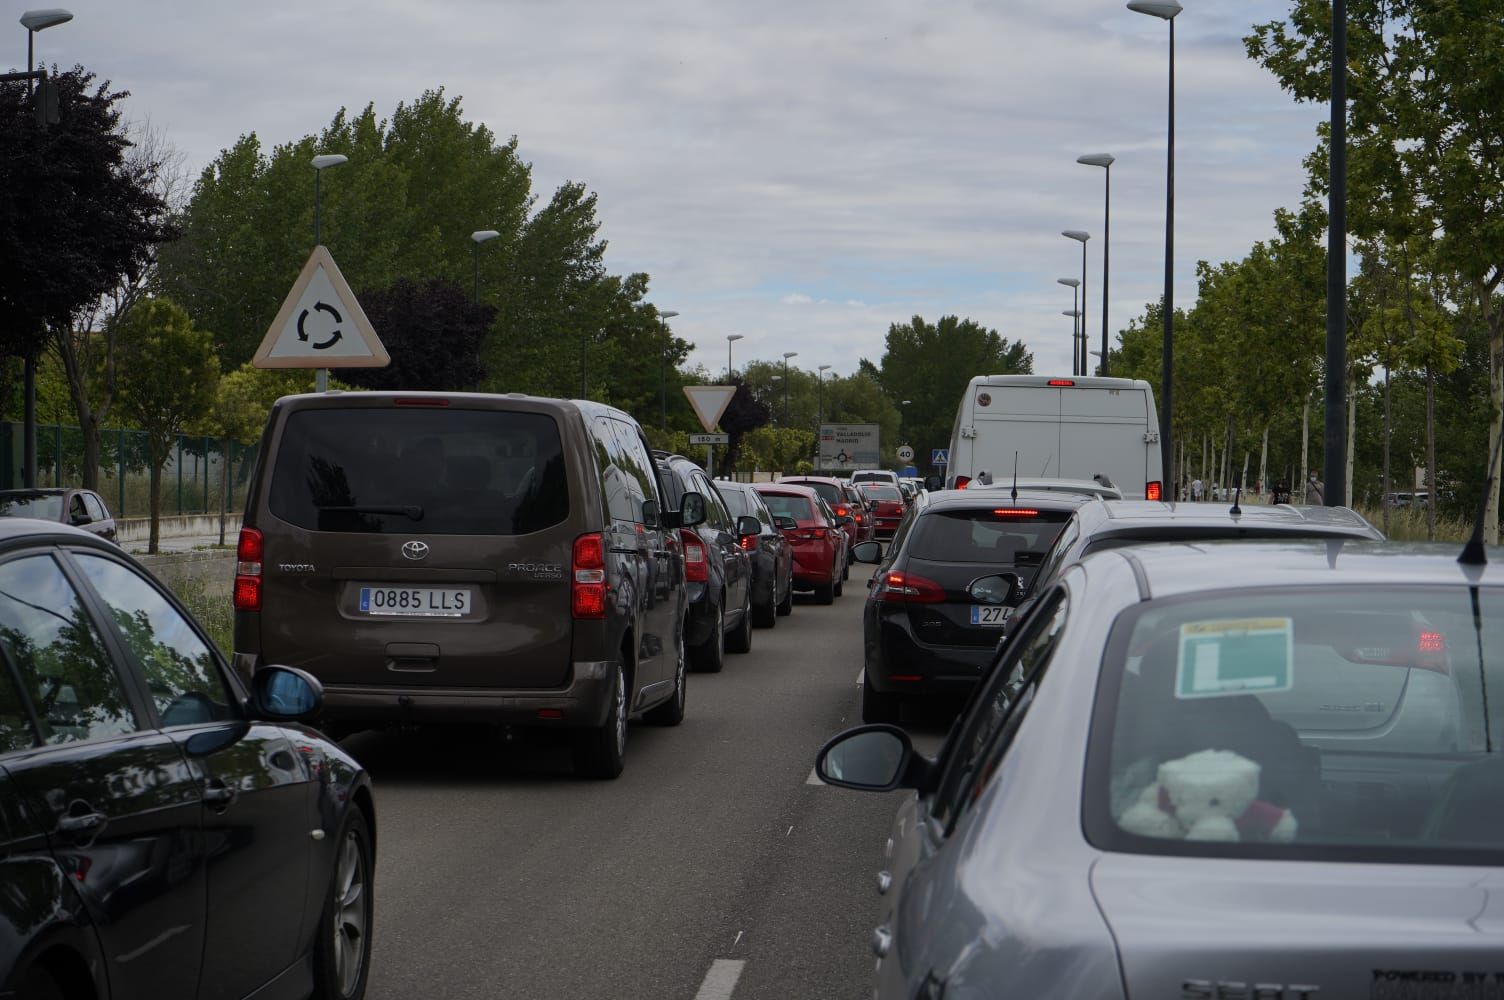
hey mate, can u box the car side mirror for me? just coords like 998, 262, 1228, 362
774, 514, 798, 531
851, 540, 883, 563
969, 572, 1023, 605
70, 510, 90, 526
251, 665, 324, 722
641, 499, 660, 528
815, 725, 932, 792
679, 491, 707, 528
735, 514, 761, 538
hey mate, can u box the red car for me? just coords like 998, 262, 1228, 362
753, 483, 845, 605
859, 482, 907, 539
841, 482, 878, 548
779, 476, 866, 561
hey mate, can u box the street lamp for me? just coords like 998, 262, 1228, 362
769, 374, 782, 424
659, 310, 679, 431
1063, 230, 1091, 378
310, 153, 349, 392
18, 9, 72, 490
900, 400, 912, 444
726, 334, 744, 379
1063, 310, 1083, 376
470, 230, 500, 304
1127, 0, 1182, 491
1077, 154, 1115, 376
782, 352, 798, 427
1057, 277, 1081, 375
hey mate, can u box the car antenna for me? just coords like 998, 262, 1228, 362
1458, 428, 1504, 566
1230, 487, 1242, 516
1011, 451, 1019, 503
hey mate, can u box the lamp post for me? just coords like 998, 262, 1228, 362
726, 333, 744, 380
1127, 0, 1182, 491
470, 230, 500, 303
1063, 310, 1083, 375
782, 352, 797, 427
1057, 277, 1081, 375
659, 310, 679, 431
900, 399, 912, 445
1063, 231, 1091, 375
769, 375, 782, 425
19, 8, 73, 489
1324, 0, 1347, 506
1077, 154, 1115, 375
311, 153, 348, 393
816, 364, 832, 471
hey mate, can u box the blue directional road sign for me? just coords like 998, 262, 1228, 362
932, 449, 950, 465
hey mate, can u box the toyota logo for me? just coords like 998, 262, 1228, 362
401, 541, 430, 561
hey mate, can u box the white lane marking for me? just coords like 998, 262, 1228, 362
694, 959, 746, 1000
733, 930, 744, 948
806, 767, 824, 785
856, 669, 865, 685
786, 825, 794, 837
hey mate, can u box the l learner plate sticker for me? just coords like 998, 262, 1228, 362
1174, 617, 1293, 699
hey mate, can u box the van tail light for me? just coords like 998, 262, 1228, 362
681, 530, 708, 583
1146, 480, 1163, 501
739, 534, 757, 552
956, 476, 971, 490
572, 533, 607, 619
234, 528, 263, 612
875, 571, 946, 603
835, 505, 849, 518
1047, 379, 1076, 387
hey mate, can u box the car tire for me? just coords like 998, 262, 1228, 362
573, 661, 628, 778
861, 672, 902, 724
752, 589, 777, 629
644, 639, 686, 726
814, 580, 835, 605
691, 601, 725, 673
727, 591, 754, 654
311, 809, 375, 1000
776, 576, 794, 616
834, 575, 844, 598
18, 966, 64, 1000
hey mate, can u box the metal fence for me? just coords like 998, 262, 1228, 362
0, 422, 259, 519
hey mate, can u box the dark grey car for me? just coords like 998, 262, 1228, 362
819, 542, 1504, 998
234, 392, 702, 779
715, 479, 794, 627
0, 487, 117, 542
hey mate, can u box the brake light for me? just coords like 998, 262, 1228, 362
740, 534, 757, 552
854, 514, 863, 523
835, 505, 849, 517
1146, 480, 1163, 501
1416, 630, 1449, 674
1047, 379, 1075, 387
681, 530, 708, 582
876, 571, 945, 603
572, 533, 607, 619
393, 397, 451, 407
956, 476, 971, 490
234, 528, 263, 612
992, 508, 1041, 518
792, 527, 829, 542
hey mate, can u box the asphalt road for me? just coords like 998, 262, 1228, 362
345, 563, 947, 1000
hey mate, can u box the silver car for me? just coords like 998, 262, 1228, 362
818, 541, 1504, 999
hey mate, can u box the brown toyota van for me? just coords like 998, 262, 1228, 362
232, 391, 705, 779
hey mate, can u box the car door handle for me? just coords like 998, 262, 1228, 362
203, 779, 237, 810
56, 807, 108, 836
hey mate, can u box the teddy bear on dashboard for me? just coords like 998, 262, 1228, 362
1118, 748, 1298, 843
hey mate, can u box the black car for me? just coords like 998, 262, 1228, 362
0, 518, 376, 1000
653, 453, 757, 672
853, 489, 1087, 722
715, 480, 794, 627
0, 487, 117, 543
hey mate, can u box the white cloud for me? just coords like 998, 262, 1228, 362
36, 0, 1325, 385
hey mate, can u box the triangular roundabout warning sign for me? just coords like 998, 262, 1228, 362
253, 245, 390, 369
683, 385, 737, 432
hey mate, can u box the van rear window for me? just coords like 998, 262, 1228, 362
268, 408, 568, 535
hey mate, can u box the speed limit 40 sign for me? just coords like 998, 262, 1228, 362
896, 445, 915, 462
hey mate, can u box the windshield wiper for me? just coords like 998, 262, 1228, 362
317, 504, 424, 521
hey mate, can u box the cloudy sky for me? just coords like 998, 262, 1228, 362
14, 0, 1325, 379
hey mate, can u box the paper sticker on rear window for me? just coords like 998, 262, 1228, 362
1175, 617, 1293, 699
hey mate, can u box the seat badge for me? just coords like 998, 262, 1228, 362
402, 540, 430, 561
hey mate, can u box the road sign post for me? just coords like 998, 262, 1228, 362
683, 386, 737, 479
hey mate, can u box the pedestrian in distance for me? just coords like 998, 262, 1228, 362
1190, 478, 1204, 502
1305, 474, 1325, 505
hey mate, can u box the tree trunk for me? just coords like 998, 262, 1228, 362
1382, 362, 1392, 536
1300, 395, 1310, 502
1223, 415, 1234, 497
1259, 426, 1269, 498
1202, 433, 1209, 486
148, 457, 162, 555
1426, 363, 1436, 541
1345, 369, 1357, 507
1481, 276, 1504, 545
1240, 451, 1250, 496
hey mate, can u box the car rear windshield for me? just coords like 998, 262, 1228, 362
719, 487, 752, 518
0, 494, 62, 519
268, 408, 568, 535
788, 480, 842, 505
908, 509, 1069, 563
760, 493, 814, 521
1086, 586, 1504, 863
862, 485, 902, 501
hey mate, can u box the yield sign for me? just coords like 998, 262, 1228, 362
253, 245, 390, 369
683, 385, 737, 433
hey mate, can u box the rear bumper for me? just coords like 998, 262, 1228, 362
863, 605, 999, 696
683, 585, 719, 646
790, 544, 836, 587
243, 656, 616, 728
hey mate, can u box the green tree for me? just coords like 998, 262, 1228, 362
115, 299, 219, 553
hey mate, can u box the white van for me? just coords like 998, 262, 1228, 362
944, 375, 1163, 499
